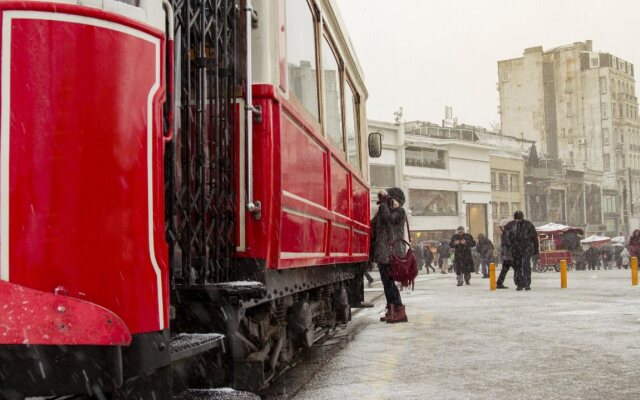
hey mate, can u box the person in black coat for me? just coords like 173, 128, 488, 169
437, 240, 451, 274
476, 234, 495, 278
501, 211, 539, 290
423, 244, 435, 273
449, 226, 476, 286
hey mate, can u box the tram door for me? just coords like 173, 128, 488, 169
466, 203, 488, 239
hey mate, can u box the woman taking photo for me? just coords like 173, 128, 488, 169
370, 187, 408, 323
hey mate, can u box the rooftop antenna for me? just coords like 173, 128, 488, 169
393, 107, 404, 125
444, 105, 455, 127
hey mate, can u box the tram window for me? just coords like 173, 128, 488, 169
322, 37, 344, 152
286, 0, 319, 122
345, 81, 360, 170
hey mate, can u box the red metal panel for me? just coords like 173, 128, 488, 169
330, 156, 350, 216
352, 179, 370, 227
352, 229, 369, 256
281, 113, 326, 207
329, 224, 350, 254
247, 85, 371, 269
0, 281, 131, 345
280, 211, 326, 255
2, 9, 167, 335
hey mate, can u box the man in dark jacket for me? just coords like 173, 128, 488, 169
450, 226, 476, 286
501, 211, 539, 290
476, 233, 495, 279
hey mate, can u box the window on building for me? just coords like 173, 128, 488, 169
322, 36, 343, 152
286, 0, 319, 121
567, 101, 573, 117
499, 202, 509, 219
408, 189, 458, 216
344, 80, 360, 170
369, 165, 395, 188
565, 79, 572, 93
601, 102, 609, 119
590, 56, 599, 68
547, 189, 565, 222
603, 128, 610, 145
603, 196, 618, 214
115, 0, 140, 5
603, 153, 610, 170
491, 172, 497, 190
511, 202, 521, 214
501, 71, 509, 82
492, 202, 498, 219
510, 174, 519, 192
600, 76, 607, 94
498, 173, 508, 191
405, 146, 446, 169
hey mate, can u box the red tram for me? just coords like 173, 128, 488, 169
0, 0, 379, 398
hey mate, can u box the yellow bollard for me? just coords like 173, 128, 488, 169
632, 257, 638, 286
560, 259, 567, 289
489, 262, 496, 291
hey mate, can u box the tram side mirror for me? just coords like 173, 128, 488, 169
368, 131, 382, 158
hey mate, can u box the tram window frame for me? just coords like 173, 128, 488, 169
344, 76, 361, 172
320, 32, 346, 155
285, 0, 321, 125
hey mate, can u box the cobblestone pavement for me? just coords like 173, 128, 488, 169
291, 269, 640, 400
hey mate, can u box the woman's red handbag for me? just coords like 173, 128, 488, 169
389, 220, 418, 289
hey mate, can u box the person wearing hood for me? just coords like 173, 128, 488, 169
476, 233, 495, 279
628, 230, 640, 259
370, 187, 409, 323
449, 226, 476, 286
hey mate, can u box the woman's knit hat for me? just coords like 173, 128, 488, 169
386, 187, 405, 206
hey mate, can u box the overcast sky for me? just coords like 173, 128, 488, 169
337, 0, 640, 130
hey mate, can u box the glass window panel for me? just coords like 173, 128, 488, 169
345, 82, 360, 170
286, 0, 319, 121
408, 189, 457, 216
405, 146, 446, 169
322, 37, 343, 151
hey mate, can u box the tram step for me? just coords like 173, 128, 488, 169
170, 333, 226, 363
175, 388, 260, 400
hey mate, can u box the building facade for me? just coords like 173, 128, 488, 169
368, 120, 493, 244
498, 40, 640, 235
477, 131, 530, 247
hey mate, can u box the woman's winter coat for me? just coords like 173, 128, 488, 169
628, 230, 640, 258
370, 202, 407, 264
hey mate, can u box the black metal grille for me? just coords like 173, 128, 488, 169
165, 0, 243, 285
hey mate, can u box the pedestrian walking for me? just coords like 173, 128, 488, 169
437, 240, 451, 274
621, 246, 630, 269
501, 211, 538, 291
585, 246, 599, 270
414, 243, 424, 271
370, 187, 408, 324
472, 247, 482, 275
476, 233, 495, 279
423, 244, 436, 274
364, 264, 375, 287
628, 230, 640, 260
495, 219, 512, 289
449, 226, 476, 286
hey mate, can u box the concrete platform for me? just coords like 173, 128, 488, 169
294, 269, 640, 400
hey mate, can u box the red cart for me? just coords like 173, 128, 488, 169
534, 223, 584, 272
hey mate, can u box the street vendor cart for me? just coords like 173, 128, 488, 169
533, 223, 584, 272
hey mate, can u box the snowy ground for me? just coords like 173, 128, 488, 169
292, 268, 640, 400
